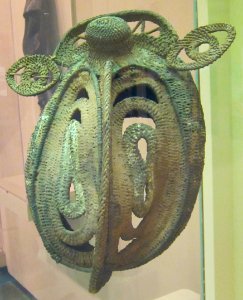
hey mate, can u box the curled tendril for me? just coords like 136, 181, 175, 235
166, 23, 236, 70
6, 55, 60, 96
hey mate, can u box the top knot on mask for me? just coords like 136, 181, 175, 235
86, 16, 132, 53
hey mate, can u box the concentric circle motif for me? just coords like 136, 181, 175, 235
166, 23, 236, 70
6, 55, 60, 96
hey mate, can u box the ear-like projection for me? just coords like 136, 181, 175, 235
6, 10, 235, 294
166, 23, 236, 70
6, 55, 60, 96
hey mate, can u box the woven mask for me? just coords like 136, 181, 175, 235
6, 10, 235, 293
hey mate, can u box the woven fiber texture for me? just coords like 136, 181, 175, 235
6, 10, 235, 293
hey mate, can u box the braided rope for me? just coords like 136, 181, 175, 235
89, 61, 113, 293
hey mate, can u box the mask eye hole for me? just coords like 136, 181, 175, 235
76, 88, 89, 101
71, 109, 81, 123
114, 84, 157, 106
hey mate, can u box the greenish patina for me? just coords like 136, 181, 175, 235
6, 10, 235, 293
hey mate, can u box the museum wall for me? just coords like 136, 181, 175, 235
198, 0, 243, 299
74, 0, 195, 40
0, 213, 5, 267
